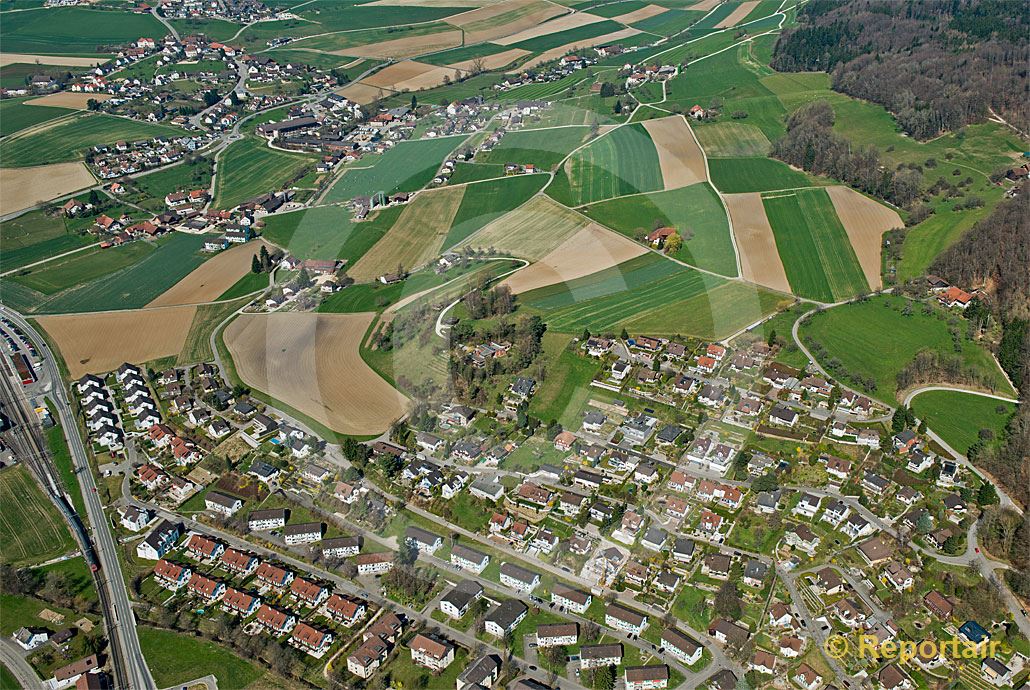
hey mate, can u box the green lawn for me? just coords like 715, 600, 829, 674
0, 6, 164, 54
217, 271, 268, 300
910, 390, 1017, 455
446, 162, 508, 184
177, 297, 249, 365
547, 123, 664, 206
444, 174, 548, 248
259, 204, 403, 263
0, 209, 96, 274
325, 136, 466, 204
0, 662, 17, 690
580, 183, 738, 276
799, 295, 1015, 402
708, 157, 816, 193
476, 126, 590, 171
630, 9, 703, 36
0, 466, 74, 565
44, 409, 86, 517
137, 626, 264, 688
133, 157, 214, 208
212, 136, 316, 210
0, 97, 74, 137
0, 113, 181, 167
694, 121, 772, 157
420, 42, 511, 66
512, 20, 623, 52
9, 241, 154, 295
762, 187, 869, 302
527, 333, 602, 428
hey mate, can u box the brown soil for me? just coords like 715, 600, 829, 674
724, 192, 791, 294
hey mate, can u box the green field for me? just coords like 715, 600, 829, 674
259, 204, 403, 263
177, 298, 249, 365
283, 20, 456, 54
167, 16, 241, 42
0, 97, 74, 137
44, 410, 86, 518
444, 174, 549, 248
212, 136, 315, 210
0, 209, 96, 273
762, 188, 868, 302
420, 42, 511, 66
694, 121, 772, 157
138, 626, 264, 688
630, 9, 703, 36
476, 126, 590, 171
446, 162, 509, 184
799, 295, 1016, 402
910, 390, 1017, 455
11, 233, 209, 314
132, 156, 214, 210
9, 241, 154, 294
586, 0, 648, 17
512, 20, 623, 52
0, 466, 74, 565
580, 182, 737, 276
547, 123, 664, 206
0, 6, 164, 54
521, 253, 782, 337
708, 156, 816, 193
240, 2, 463, 45
527, 332, 600, 427
325, 136, 465, 203
0, 113, 182, 167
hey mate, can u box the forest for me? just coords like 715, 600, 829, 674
772, 0, 1030, 139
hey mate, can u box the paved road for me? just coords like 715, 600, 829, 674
0, 307, 156, 690
0, 640, 42, 690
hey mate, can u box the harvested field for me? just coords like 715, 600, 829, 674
642, 115, 707, 189
0, 53, 107, 67
688, 0, 722, 11
455, 195, 590, 260
223, 312, 408, 435
447, 0, 568, 43
349, 187, 465, 281
0, 162, 94, 215
502, 224, 647, 294
715, 1, 758, 27
495, 11, 604, 45
448, 47, 530, 71
24, 92, 111, 109
515, 27, 641, 70
146, 240, 272, 308
611, 4, 668, 23
360, 60, 462, 92
331, 29, 464, 59
724, 192, 790, 293
825, 186, 901, 291
337, 82, 396, 105
37, 306, 196, 379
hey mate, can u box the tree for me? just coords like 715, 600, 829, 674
752, 471, 779, 492
251, 254, 261, 273
714, 580, 742, 619
613, 99, 622, 114
767, 329, 777, 346
410, 94, 418, 110
600, 82, 615, 97
663, 232, 683, 255
620, 328, 629, 340
259, 244, 271, 270
203, 89, 220, 107
977, 482, 999, 506
296, 267, 312, 288
397, 539, 418, 566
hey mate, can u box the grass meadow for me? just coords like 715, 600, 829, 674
0, 6, 164, 54
10, 241, 154, 295
212, 136, 316, 210
546, 123, 664, 206
762, 188, 869, 303
0, 209, 95, 273
910, 390, 1017, 455
511, 20, 623, 52
0, 97, 74, 137
799, 295, 1015, 402
476, 126, 591, 171
444, 174, 548, 248
0, 466, 74, 565
580, 182, 738, 276
260, 204, 404, 263
138, 626, 264, 689
325, 135, 465, 203
0, 113, 181, 167
708, 156, 816, 193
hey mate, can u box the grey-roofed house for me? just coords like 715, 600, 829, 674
641, 526, 667, 551
484, 599, 528, 637
451, 543, 490, 574
405, 526, 443, 555
439, 580, 483, 619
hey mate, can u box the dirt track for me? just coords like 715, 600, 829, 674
715, 1, 758, 27
146, 239, 273, 308
0, 162, 95, 215
223, 312, 409, 435
502, 224, 646, 294
37, 306, 197, 378
724, 192, 791, 294
825, 186, 901, 291
642, 116, 708, 190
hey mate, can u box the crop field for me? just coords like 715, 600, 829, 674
19, 233, 209, 314
177, 298, 249, 365
476, 126, 590, 171
9, 241, 154, 295
824, 186, 901, 291
212, 136, 315, 210
239, 3, 464, 46
799, 295, 1015, 401
299, 23, 463, 58
349, 186, 465, 280
37, 306, 197, 378
443, 174, 548, 247
520, 253, 781, 338
139, 626, 263, 689
581, 183, 737, 275
0, 209, 95, 273
499, 12, 607, 46
356, 59, 464, 94
446, 162, 508, 184
224, 312, 408, 435
0, 6, 165, 54
517, 27, 642, 70
762, 188, 869, 303
630, 8, 703, 35
260, 204, 404, 264
0, 97, 73, 137
0, 466, 74, 565
325, 135, 465, 203
910, 391, 1017, 455
147, 240, 273, 307
454, 195, 591, 260
547, 123, 663, 206
723, 192, 789, 293
447, 0, 569, 43
708, 157, 815, 193
502, 224, 647, 294
694, 121, 771, 157
420, 41, 513, 66
715, 0, 758, 27
0, 161, 95, 214
0, 113, 181, 167
641, 116, 708, 189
